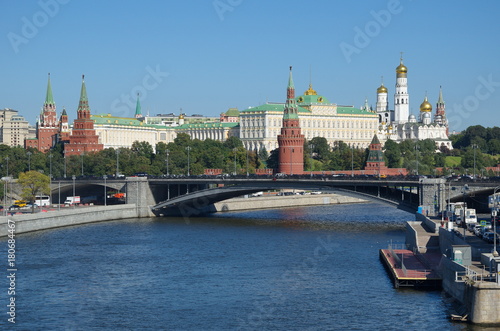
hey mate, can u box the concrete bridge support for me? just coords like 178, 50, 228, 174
419, 178, 446, 217
126, 177, 155, 217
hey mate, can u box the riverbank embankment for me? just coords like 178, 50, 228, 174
0, 204, 139, 237
214, 193, 367, 212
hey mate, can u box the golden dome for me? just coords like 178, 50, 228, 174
396, 63, 407, 74
420, 96, 432, 112
377, 84, 388, 94
304, 84, 317, 96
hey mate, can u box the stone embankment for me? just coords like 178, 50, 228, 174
0, 204, 139, 237
214, 193, 367, 212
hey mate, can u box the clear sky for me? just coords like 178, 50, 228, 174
2, 0, 500, 132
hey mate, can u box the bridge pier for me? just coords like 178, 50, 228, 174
126, 177, 155, 217
419, 178, 446, 217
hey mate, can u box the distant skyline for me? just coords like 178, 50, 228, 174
2, 0, 500, 132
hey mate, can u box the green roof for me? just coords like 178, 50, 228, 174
297, 94, 331, 104
337, 106, 377, 116
241, 103, 310, 114
224, 108, 240, 117
176, 122, 239, 129
241, 103, 376, 117
92, 114, 172, 129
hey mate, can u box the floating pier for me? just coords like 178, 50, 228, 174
380, 246, 441, 288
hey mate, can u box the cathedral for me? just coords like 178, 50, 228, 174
375, 56, 453, 151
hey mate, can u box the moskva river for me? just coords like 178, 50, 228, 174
1, 202, 484, 330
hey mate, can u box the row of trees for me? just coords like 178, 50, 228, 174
0, 129, 499, 182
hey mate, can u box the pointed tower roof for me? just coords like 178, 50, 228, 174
135, 93, 142, 118
288, 65, 295, 89
283, 66, 299, 120
77, 75, 90, 112
61, 107, 67, 116
370, 134, 381, 145
45, 73, 55, 105
437, 86, 445, 104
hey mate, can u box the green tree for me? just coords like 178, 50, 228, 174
18, 171, 50, 211
383, 139, 401, 168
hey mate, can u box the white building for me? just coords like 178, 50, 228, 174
376, 57, 453, 150
240, 84, 379, 152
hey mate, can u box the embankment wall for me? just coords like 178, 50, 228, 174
0, 204, 139, 237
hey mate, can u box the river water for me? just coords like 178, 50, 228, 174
0, 202, 488, 330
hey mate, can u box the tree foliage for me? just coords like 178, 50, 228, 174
18, 171, 50, 204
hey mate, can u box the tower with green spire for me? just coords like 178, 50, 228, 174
277, 66, 304, 175
64, 75, 103, 156
37, 73, 59, 152
135, 93, 142, 118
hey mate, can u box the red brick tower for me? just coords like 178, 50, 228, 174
364, 134, 388, 174
58, 107, 70, 142
37, 73, 59, 151
64, 75, 103, 156
277, 66, 304, 175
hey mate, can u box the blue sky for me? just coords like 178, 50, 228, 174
2, 0, 500, 132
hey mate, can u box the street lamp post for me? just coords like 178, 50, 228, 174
5, 157, 9, 208
462, 184, 469, 239
186, 146, 191, 176
309, 143, 314, 177
472, 144, 478, 179
115, 149, 120, 177
492, 186, 500, 257
49, 153, 53, 179
103, 175, 107, 206
72, 175, 76, 209
166, 149, 170, 176
81, 153, 84, 176
351, 139, 354, 177
246, 150, 249, 177
233, 148, 238, 176
27, 151, 32, 171
63, 151, 67, 178
415, 145, 419, 176
5, 156, 9, 178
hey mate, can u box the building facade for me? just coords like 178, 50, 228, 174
0, 108, 31, 147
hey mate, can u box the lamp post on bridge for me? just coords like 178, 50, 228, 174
166, 149, 170, 176
492, 186, 500, 257
462, 184, 469, 239
115, 149, 120, 178
72, 175, 76, 209
186, 146, 191, 176
103, 175, 107, 206
233, 148, 238, 176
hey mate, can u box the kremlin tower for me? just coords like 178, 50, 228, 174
36, 73, 59, 151
277, 66, 304, 175
64, 75, 103, 156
